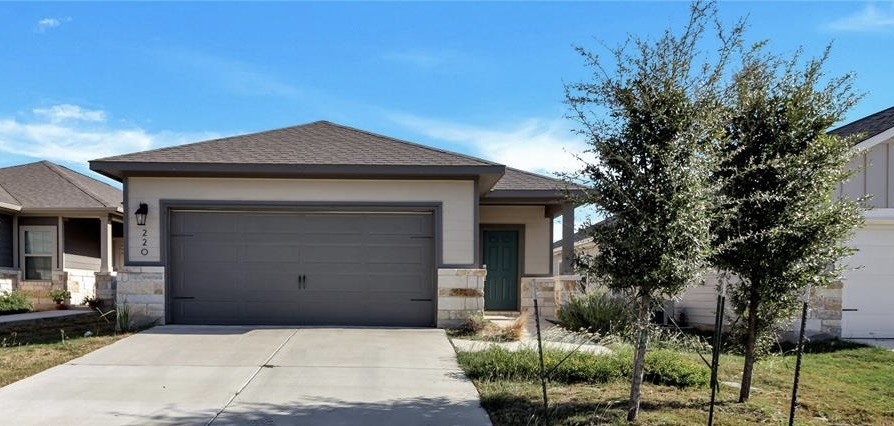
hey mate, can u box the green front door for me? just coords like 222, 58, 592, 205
482, 230, 519, 311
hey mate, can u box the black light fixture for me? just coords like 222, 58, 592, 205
134, 203, 149, 226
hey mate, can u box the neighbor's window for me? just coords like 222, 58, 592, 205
22, 227, 55, 280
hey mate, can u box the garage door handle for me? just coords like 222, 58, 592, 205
842, 308, 858, 312
410, 298, 432, 302
172, 296, 195, 300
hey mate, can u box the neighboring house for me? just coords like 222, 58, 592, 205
553, 105, 894, 340
0, 161, 123, 309
89, 121, 583, 328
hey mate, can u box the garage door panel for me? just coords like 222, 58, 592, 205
842, 224, 894, 338
301, 215, 365, 233
174, 213, 237, 233
170, 210, 435, 326
301, 244, 362, 263
237, 214, 303, 233
365, 245, 426, 264
240, 244, 303, 263
365, 215, 429, 235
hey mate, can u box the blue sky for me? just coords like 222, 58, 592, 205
2, 2, 893, 234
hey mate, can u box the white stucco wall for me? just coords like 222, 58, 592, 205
480, 205, 551, 275
126, 177, 476, 265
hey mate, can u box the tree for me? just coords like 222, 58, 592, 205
565, 2, 740, 420
711, 45, 865, 402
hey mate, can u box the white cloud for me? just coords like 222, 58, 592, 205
388, 113, 589, 175
35, 17, 70, 33
828, 3, 894, 32
0, 105, 217, 165
33, 104, 106, 123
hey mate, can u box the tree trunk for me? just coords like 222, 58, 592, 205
739, 283, 760, 402
627, 297, 651, 422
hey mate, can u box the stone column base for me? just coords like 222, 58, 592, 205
117, 266, 165, 328
437, 268, 486, 328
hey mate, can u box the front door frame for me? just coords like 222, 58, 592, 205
480, 224, 524, 311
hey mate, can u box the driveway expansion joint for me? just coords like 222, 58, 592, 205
205, 328, 300, 426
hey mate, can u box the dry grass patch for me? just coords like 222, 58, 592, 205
448, 313, 529, 342
0, 334, 129, 387
466, 345, 894, 425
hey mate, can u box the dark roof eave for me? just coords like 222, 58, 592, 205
89, 161, 506, 182
483, 189, 584, 202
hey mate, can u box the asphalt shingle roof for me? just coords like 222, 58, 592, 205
0, 184, 19, 209
95, 121, 500, 167
492, 167, 567, 191
830, 105, 894, 142
0, 161, 121, 211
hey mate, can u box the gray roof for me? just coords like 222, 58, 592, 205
493, 167, 565, 191
90, 120, 580, 199
95, 121, 500, 167
0, 161, 122, 212
830, 105, 894, 141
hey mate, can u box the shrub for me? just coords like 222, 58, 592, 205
0, 291, 33, 315
82, 295, 103, 310
49, 289, 71, 303
557, 290, 631, 334
117, 300, 133, 332
643, 349, 710, 388
457, 346, 708, 388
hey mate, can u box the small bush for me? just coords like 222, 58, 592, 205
557, 290, 631, 334
116, 301, 132, 332
0, 291, 33, 315
49, 289, 71, 303
643, 349, 710, 387
457, 346, 708, 388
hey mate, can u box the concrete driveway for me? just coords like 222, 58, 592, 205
0, 326, 491, 425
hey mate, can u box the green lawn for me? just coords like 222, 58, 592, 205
461, 345, 894, 425
0, 334, 129, 388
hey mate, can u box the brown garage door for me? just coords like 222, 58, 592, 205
168, 210, 435, 326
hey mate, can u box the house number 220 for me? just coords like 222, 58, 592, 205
140, 229, 149, 256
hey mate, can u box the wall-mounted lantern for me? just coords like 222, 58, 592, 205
134, 203, 149, 226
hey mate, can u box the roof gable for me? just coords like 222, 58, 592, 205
0, 161, 121, 211
95, 121, 500, 167
830, 105, 894, 150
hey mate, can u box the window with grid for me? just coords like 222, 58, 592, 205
22, 227, 55, 281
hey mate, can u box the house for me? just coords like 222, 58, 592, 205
552, 105, 894, 340
0, 161, 123, 309
89, 121, 583, 327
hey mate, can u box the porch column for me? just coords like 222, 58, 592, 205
100, 215, 113, 273
561, 203, 575, 275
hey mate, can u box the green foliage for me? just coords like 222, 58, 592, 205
564, 2, 741, 417
48, 289, 71, 303
565, 2, 738, 306
0, 291, 33, 315
642, 349, 710, 387
711, 42, 866, 400
116, 301, 132, 332
557, 290, 631, 335
82, 295, 103, 310
457, 347, 708, 388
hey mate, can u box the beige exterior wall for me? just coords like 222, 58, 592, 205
840, 139, 894, 207
480, 205, 551, 275
126, 177, 476, 265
